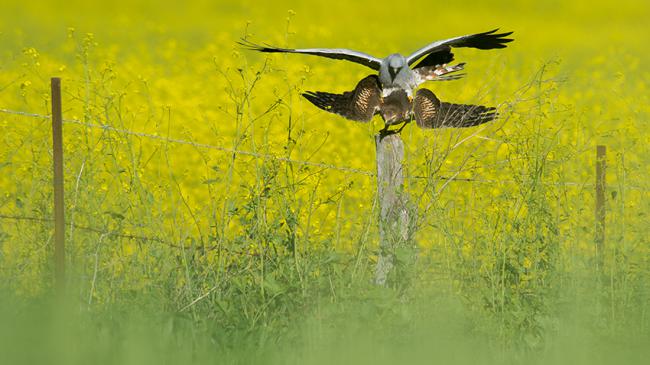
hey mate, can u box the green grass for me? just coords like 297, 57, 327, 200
1, 278, 649, 365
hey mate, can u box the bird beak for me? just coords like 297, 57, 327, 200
389, 67, 398, 81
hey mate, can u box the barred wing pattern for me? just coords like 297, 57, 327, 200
302, 75, 382, 122
413, 89, 497, 129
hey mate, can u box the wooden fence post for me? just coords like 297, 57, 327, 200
374, 133, 410, 286
595, 145, 606, 269
51, 77, 65, 293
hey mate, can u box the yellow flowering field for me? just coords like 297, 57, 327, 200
0, 0, 649, 360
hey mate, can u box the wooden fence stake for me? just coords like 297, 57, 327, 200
374, 133, 410, 286
595, 145, 606, 269
51, 77, 65, 292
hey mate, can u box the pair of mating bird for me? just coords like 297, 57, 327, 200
240, 29, 513, 134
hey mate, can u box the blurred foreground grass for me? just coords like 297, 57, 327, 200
1, 283, 649, 365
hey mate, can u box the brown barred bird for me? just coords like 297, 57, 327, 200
301, 73, 497, 135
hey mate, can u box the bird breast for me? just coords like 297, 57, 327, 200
380, 70, 417, 95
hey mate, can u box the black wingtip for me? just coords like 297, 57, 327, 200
302, 91, 323, 100
237, 38, 262, 51
237, 38, 285, 53
301, 92, 317, 103
470, 29, 515, 49
301, 91, 318, 102
302, 91, 337, 112
482, 28, 514, 37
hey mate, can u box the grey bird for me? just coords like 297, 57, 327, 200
239, 29, 513, 98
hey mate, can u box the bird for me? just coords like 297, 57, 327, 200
301, 75, 498, 134
239, 29, 512, 133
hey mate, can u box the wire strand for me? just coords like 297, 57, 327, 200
1, 106, 649, 191
1, 107, 376, 177
0, 214, 257, 255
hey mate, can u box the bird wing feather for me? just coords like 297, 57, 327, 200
413, 89, 498, 129
302, 75, 382, 122
407, 29, 513, 66
239, 39, 383, 70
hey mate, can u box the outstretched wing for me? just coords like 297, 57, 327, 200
239, 39, 383, 71
302, 75, 382, 122
406, 29, 513, 67
413, 89, 497, 129
412, 48, 455, 69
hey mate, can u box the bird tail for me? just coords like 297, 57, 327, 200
416, 63, 466, 81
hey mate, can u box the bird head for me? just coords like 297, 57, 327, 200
385, 54, 406, 81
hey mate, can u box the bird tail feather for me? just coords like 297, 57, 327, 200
417, 63, 466, 82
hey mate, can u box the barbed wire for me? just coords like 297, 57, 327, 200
0, 107, 532, 185
0, 213, 258, 255
1, 107, 377, 177
0, 213, 162, 242
0, 108, 50, 120
1, 106, 649, 191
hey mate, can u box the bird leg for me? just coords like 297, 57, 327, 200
394, 121, 409, 134
379, 121, 410, 137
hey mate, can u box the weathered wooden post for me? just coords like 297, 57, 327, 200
595, 145, 606, 270
374, 133, 410, 286
51, 77, 66, 293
